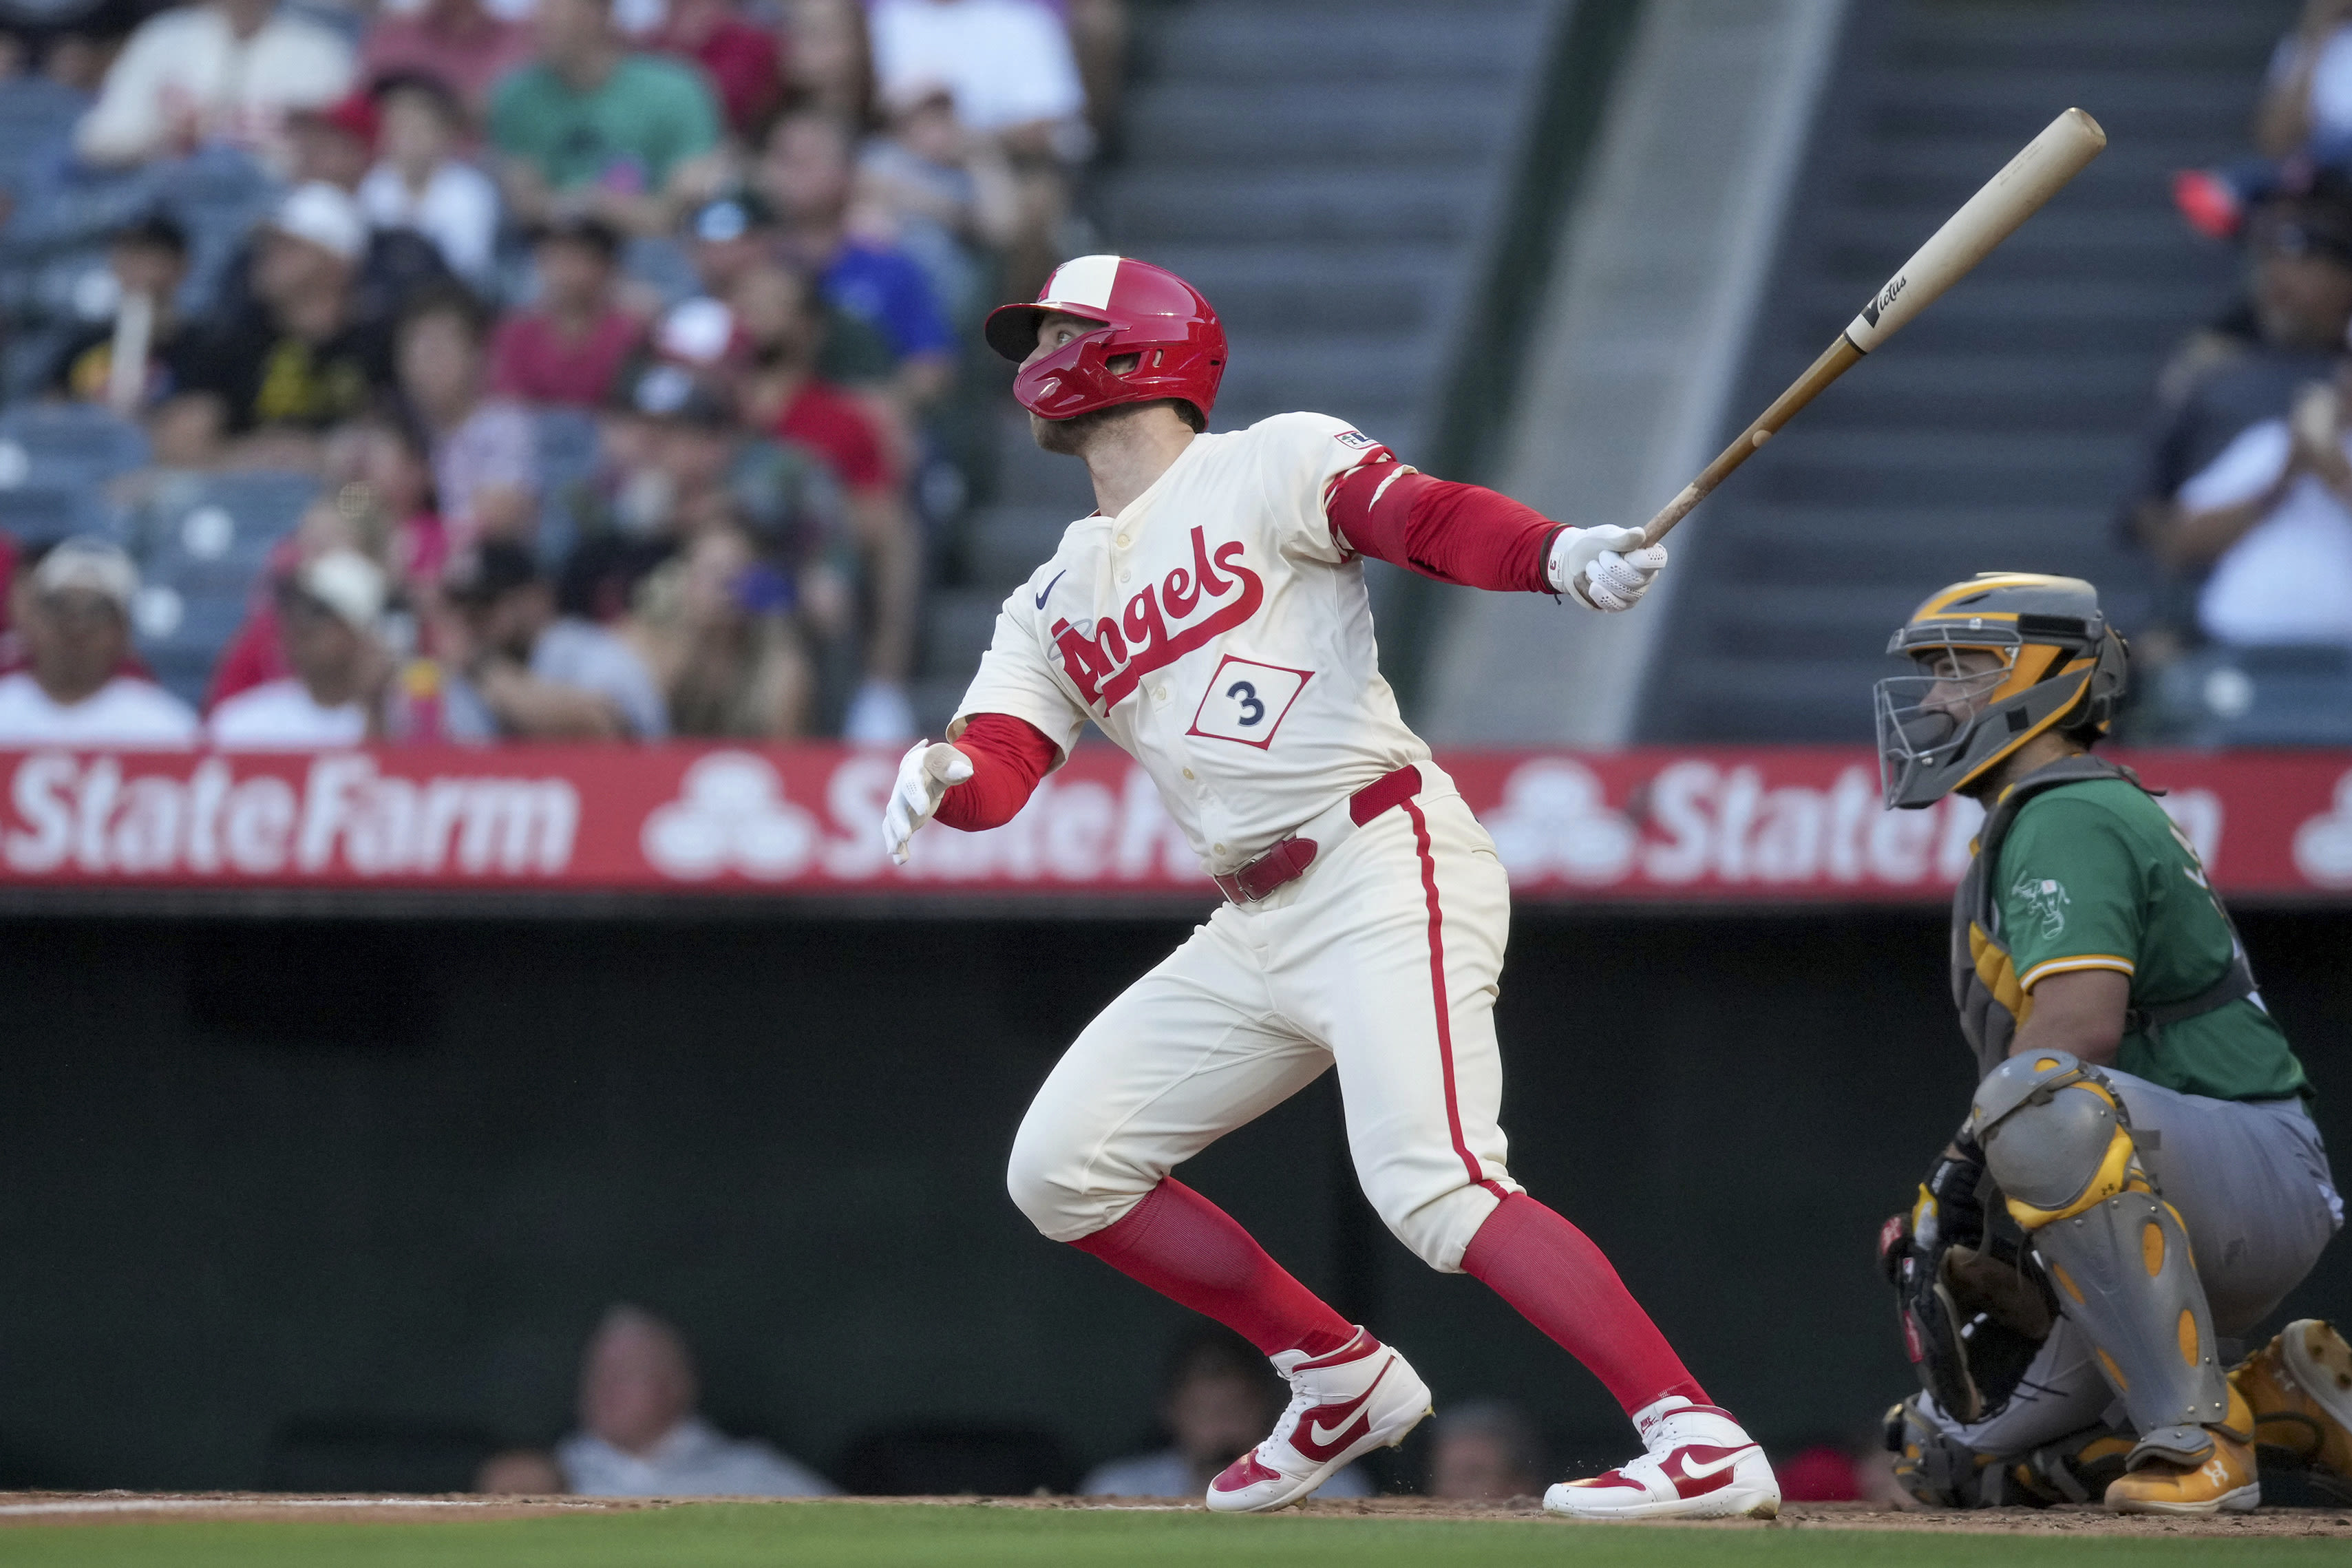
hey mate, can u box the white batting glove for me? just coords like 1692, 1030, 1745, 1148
881, 740, 975, 865
1548, 525, 1669, 613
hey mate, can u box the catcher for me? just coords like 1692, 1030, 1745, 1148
1873, 573, 2347, 1514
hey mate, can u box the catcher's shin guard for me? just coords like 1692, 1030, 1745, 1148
1971, 1052, 2232, 1472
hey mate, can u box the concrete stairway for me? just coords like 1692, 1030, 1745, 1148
909, 0, 1559, 733
1636, 0, 2300, 743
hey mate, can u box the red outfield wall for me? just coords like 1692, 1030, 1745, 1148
1, 745, 2349, 903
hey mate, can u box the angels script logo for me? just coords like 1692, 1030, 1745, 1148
1050, 526, 1262, 710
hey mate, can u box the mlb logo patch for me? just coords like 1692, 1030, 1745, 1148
1333, 430, 1380, 449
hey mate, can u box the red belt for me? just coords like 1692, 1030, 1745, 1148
1211, 764, 1423, 905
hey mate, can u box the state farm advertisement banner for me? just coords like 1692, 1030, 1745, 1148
1, 745, 2349, 904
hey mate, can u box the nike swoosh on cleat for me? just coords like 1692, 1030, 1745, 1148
1034, 569, 1068, 608
1662, 1443, 1759, 1496
1295, 1363, 1392, 1460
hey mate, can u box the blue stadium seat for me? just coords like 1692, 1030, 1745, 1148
2152, 645, 2352, 748
125, 471, 317, 703
0, 78, 85, 201
138, 470, 315, 587
0, 403, 150, 487
0, 484, 118, 547
132, 587, 250, 710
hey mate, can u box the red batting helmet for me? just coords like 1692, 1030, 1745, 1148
984, 255, 1227, 423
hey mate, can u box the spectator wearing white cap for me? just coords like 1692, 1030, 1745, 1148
0, 540, 199, 747
74, 0, 356, 169
208, 549, 391, 748
158, 182, 395, 469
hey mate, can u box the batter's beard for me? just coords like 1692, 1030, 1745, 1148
1030, 405, 1121, 454
1030, 399, 1196, 454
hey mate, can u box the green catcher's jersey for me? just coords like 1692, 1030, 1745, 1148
1994, 777, 2307, 1103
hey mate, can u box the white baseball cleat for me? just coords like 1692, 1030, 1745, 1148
1543, 1396, 1780, 1521
1205, 1328, 1432, 1513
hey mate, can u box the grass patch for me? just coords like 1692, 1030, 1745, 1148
3, 1503, 2348, 1568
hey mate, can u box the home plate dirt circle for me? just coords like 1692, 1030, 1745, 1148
3, 1494, 2350, 1535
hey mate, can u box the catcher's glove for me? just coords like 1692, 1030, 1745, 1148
1878, 1133, 2057, 1425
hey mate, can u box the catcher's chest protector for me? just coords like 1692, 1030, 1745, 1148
1949, 756, 2140, 1081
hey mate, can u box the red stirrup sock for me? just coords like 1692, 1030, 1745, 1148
1461, 1192, 1708, 1415
1069, 1178, 1357, 1358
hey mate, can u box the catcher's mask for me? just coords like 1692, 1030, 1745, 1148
1876, 573, 2130, 810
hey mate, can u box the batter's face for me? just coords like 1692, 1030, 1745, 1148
1026, 312, 1138, 454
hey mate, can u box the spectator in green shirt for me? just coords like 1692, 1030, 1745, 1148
487, 0, 725, 237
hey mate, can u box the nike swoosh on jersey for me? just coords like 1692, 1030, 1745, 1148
1034, 569, 1068, 609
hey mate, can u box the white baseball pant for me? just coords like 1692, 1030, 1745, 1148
1007, 768, 1522, 1271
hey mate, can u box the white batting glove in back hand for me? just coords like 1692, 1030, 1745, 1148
1549, 525, 1669, 612
882, 740, 975, 865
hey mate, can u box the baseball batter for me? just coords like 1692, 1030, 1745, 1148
1872, 574, 2346, 1514
880, 255, 1780, 1518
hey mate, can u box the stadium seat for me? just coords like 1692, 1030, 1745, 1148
0, 403, 150, 487
129, 471, 317, 705
0, 484, 120, 547
0, 77, 85, 204
2150, 645, 2352, 748
834, 1423, 1078, 1496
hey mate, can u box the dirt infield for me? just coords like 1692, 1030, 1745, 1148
4, 1492, 2349, 1537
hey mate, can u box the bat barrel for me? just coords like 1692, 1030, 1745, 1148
1843, 107, 2106, 354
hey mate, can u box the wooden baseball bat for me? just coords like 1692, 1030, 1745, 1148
1637, 106, 2108, 548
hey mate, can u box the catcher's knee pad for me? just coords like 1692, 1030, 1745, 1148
1970, 1051, 2232, 1466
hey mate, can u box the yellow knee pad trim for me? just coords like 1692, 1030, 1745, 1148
2004, 1092, 2139, 1230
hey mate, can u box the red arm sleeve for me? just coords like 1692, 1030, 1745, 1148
933, 712, 1061, 831
1325, 461, 1563, 593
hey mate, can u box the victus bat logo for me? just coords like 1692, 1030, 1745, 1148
1050, 525, 1263, 711
1862, 273, 1908, 328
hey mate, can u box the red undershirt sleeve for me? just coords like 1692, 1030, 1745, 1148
934, 711, 1061, 831
1324, 461, 1563, 594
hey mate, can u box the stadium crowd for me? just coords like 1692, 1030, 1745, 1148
3, 0, 2350, 752
2136, 0, 2352, 737
0, 0, 1125, 746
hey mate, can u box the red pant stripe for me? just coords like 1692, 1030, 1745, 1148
1401, 796, 1507, 1200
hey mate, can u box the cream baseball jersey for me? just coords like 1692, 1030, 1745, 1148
953, 412, 1430, 876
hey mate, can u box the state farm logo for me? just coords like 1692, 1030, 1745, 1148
1483, 761, 2227, 891
2293, 771, 2352, 887
1485, 760, 1984, 890
2, 752, 578, 878
1050, 526, 1263, 710
641, 752, 817, 880
1485, 760, 1638, 884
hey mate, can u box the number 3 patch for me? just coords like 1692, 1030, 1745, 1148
1186, 655, 1313, 748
